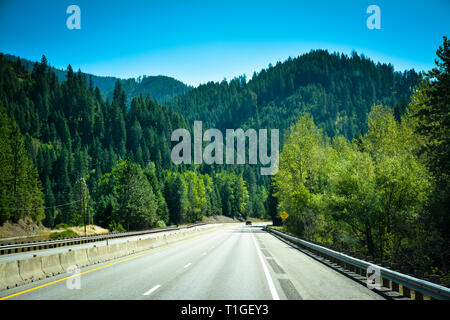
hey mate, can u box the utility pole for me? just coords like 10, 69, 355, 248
86, 183, 89, 227
87, 191, 90, 226
83, 194, 86, 237
80, 177, 86, 237
79, 176, 84, 236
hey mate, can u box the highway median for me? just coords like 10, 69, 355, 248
0, 223, 226, 291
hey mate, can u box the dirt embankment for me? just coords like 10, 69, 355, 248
0, 219, 51, 241
202, 215, 238, 224
0, 219, 109, 242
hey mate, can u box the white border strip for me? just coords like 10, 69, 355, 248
251, 229, 280, 300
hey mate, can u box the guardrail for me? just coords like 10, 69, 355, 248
265, 226, 450, 300
0, 223, 206, 255
0, 223, 224, 292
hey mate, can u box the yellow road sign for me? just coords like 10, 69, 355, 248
280, 211, 289, 221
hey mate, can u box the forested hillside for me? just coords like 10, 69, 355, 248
109, 75, 192, 104
168, 45, 448, 280
170, 50, 420, 139
0, 53, 254, 231
0, 50, 422, 232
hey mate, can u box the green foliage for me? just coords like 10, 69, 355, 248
112, 75, 192, 104
274, 105, 440, 274
54, 223, 70, 230
163, 172, 188, 225
49, 229, 78, 239
214, 171, 249, 219
155, 220, 166, 228
108, 220, 125, 233
94, 159, 158, 231
273, 114, 327, 236
410, 36, 450, 183
408, 36, 450, 275
0, 108, 45, 226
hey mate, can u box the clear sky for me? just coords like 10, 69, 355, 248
0, 0, 449, 86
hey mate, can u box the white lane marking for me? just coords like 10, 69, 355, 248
184, 263, 192, 268
143, 285, 161, 296
250, 228, 280, 300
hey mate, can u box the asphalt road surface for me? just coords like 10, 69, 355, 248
0, 224, 384, 300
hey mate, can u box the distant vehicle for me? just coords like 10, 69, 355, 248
245, 220, 252, 225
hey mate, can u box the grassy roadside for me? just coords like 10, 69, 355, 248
49, 224, 109, 239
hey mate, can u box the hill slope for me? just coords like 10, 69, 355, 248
170, 50, 420, 139
3, 53, 192, 104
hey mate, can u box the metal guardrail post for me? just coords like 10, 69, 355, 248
390, 264, 399, 292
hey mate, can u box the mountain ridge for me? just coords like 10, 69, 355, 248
2, 53, 192, 104
169, 49, 421, 140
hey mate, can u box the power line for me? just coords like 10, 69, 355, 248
0, 199, 82, 211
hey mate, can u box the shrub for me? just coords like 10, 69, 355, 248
108, 221, 125, 232
50, 229, 78, 239
54, 223, 70, 230
155, 220, 166, 229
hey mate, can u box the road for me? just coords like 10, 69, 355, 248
0, 224, 384, 300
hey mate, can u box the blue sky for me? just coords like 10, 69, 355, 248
0, 0, 449, 86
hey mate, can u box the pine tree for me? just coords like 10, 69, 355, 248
43, 177, 55, 228
0, 108, 44, 225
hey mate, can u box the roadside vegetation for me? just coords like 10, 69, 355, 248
271, 38, 449, 285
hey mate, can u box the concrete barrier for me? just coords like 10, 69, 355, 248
60, 250, 77, 272
18, 256, 45, 282
150, 236, 165, 248
86, 247, 101, 264
97, 245, 110, 262
138, 239, 151, 251
118, 243, 128, 256
108, 243, 124, 259
165, 234, 174, 244
146, 237, 161, 249
0, 261, 24, 290
155, 237, 167, 247
148, 238, 158, 249
126, 241, 138, 255
41, 254, 64, 276
0, 224, 226, 292
73, 249, 90, 268
171, 232, 182, 241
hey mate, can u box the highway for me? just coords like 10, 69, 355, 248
0, 223, 384, 300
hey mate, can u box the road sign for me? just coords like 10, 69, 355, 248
280, 211, 289, 221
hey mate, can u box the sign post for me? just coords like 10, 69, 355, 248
279, 211, 289, 231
